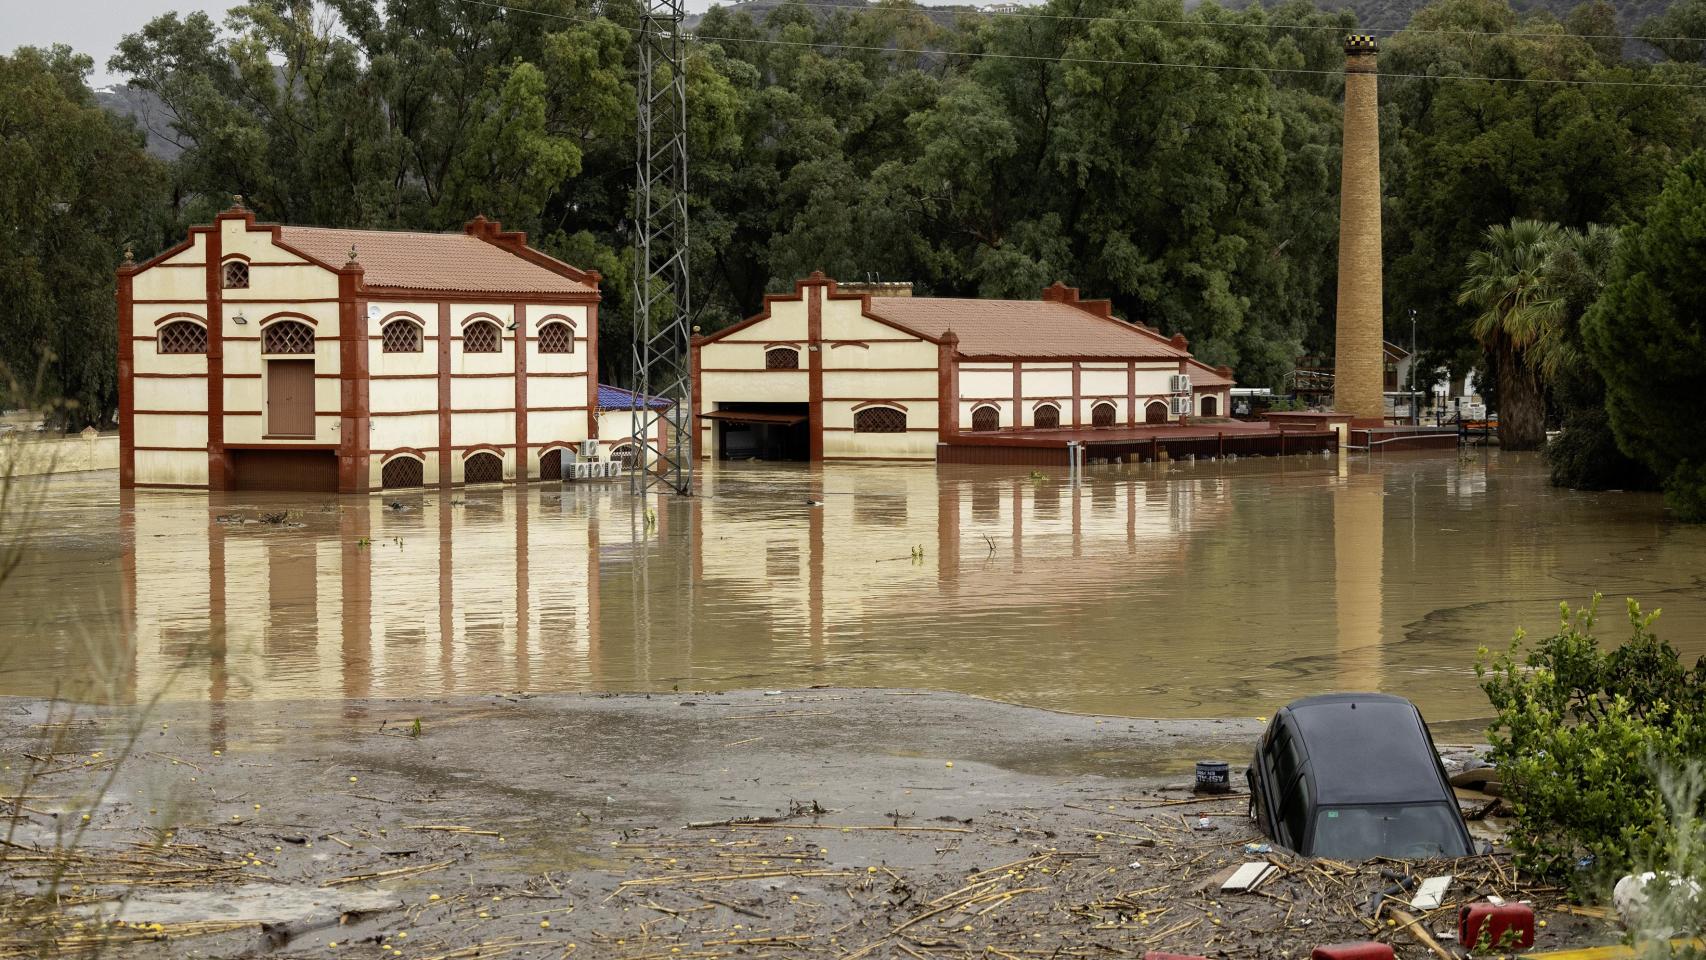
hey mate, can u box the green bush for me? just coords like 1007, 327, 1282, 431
1477, 597, 1706, 899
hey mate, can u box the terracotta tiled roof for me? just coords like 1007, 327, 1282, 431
278, 226, 595, 295
1188, 362, 1234, 388
865, 297, 1193, 361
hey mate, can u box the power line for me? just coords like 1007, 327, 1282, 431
455, 0, 1706, 90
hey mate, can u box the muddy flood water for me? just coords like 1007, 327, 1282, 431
2, 451, 1702, 720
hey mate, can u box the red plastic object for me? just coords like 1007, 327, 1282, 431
1311, 944, 1396, 960
1459, 902, 1536, 950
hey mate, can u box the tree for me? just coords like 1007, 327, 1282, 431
1457, 219, 1565, 450
1583, 151, 1706, 521
0, 46, 170, 427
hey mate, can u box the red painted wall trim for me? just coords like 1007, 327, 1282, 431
514, 301, 528, 481
437, 302, 452, 486
1070, 361, 1082, 427
117, 262, 136, 488
206, 220, 226, 490
690, 336, 703, 460
587, 301, 600, 440
807, 281, 824, 462
1127, 361, 1138, 426
1011, 362, 1022, 428
336, 263, 370, 493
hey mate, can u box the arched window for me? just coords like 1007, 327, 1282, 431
1033, 403, 1060, 429
1146, 400, 1169, 424
1092, 401, 1117, 427
381, 456, 424, 489
263, 320, 314, 354
1201, 395, 1219, 417
609, 443, 637, 466
539, 448, 563, 480
463, 320, 501, 354
381, 319, 422, 353
464, 451, 503, 484
157, 320, 207, 355
221, 260, 249, 289
539, 322, 574, 354
765, 347, 800, 370
971, 405, 1000, 432
854, 406, 906, 434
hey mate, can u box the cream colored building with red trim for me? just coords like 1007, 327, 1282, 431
118, 202, 602, 492
692, 274, 1233, 462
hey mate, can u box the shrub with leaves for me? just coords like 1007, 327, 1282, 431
1477, 596, 1706, 898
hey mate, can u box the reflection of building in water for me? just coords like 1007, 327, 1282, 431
1332, 462, 1385, 691
125, 487, 629, 706
120, 460, 1356, 710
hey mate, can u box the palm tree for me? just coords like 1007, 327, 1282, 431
1457, 219, 1568, 451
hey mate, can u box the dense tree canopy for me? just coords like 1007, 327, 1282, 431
1583, 151, 1706, 520
5, 0, 1706, 464
0, 46, 169, 427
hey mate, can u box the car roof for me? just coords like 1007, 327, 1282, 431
1282, 694, 1449, 806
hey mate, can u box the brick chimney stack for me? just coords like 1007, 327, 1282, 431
1334, 34, 1385, 424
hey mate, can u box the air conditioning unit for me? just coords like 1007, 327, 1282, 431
579, 439, 599, 460
567, 459, 625, 482
1169, 374, 1192, 394
1170, 396, 1193, 416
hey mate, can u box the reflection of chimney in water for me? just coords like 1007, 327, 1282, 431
1334, 35, 1385, 424
1333, 460, 1384, 692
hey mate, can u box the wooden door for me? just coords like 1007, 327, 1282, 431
267, 359, 316, 437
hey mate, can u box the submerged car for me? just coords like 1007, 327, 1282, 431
1246, 693, 1474, 860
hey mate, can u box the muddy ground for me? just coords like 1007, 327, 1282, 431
1, 689, 1619, 958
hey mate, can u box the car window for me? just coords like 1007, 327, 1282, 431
1310, 803, 1469, 860
1271, 728, 1298, 787
1281, 774, 1310, 846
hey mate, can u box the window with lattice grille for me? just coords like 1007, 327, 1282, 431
1092, 402, 1117, 427
157, 321, 207, 355
221, 260, 249, 289
463, 321, 500, 354
610, 444, 638, 465
382, 320, 422, 353
971, 406, 999, 431
382, 457, 424, 489
539, 449, 563, 480
854, 406, 906, 434
1033, 404, 1060, 429
765, 347, 800, 370
464, 452, 503, 484
538, 323, 573, 354
1146, 401, 1169, 424
263, 320, 314, 354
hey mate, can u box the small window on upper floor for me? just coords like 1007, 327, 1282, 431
222, 260, 249, 289
539, 322, 574, 354
765, 347, 800, 370
382, 320, 423, 354
463, 320, 501, 354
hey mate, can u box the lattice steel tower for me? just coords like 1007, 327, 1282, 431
630, 0, 694, 495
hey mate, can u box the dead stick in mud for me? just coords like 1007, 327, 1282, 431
1388, 907, 1454, 960
322, 858, 453, 887
706, 711, 836, 721
404, 825, 502, 836
695, 822, 973, 834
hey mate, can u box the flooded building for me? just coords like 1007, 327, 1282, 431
692, 274, 1234, 462
118, 201, 601, 492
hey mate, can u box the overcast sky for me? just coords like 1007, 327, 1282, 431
8, 0, 946, 87
3, 1, 237, 86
